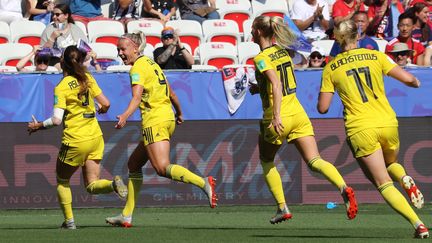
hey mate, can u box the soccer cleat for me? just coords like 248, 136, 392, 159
415, 224, 429, 239
341, 186, 358, 220
270, 205, 292, 224
60, 219, 76, 230
203, 176, 217, 208
105, 214, 132, 228
401, 175, 424, 209
113, 175, 128, 200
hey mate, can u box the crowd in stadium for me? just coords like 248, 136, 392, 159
0, 0, 431, 72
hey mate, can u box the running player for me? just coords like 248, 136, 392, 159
250, 15, 358, 224
318, 19, 428, 239
27, 45, 128, 229
105, 31, 217, 227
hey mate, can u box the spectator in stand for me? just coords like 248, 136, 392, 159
330, 11, 378, 59
0, 0, 24, 24
385, 12, 426, 65
332, 0, 365, 26
177, 0, 220, 24
308, 47, 327, 68
291, 0, 331, 41
142, 0, 177, 24
16, 45, 52, 72
388, 42, 417, 66
409, 0, 432, 15
113, 0, 141, 27
40, 4, 88, 69
70, 0, 110, 26
154, 27, 194, 69
406, 3, 432, 46
26, 0, 55, 25
365, 0, 404, 39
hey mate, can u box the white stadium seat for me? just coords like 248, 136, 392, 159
10, 20, 45, 46
88, 42, 119, 62
238, 42, 260, 65
127, 19, 164, 47
198, 42, 238, 69
143, 43, 155, 60
0, 43, 33, 66
0, 21, 10, 43
87, 20, 124, 45
202, 19, 241, 46
216, 0, 252, 34
242, 19, 253, 42
251, 0, 289, 18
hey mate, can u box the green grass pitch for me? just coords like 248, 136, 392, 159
0, 204, 430, 242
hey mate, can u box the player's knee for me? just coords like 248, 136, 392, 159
155, 165, 167, 177
56, 175, 70, 186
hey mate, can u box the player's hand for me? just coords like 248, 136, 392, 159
27, 115, 40, 135
115, 114, 127, 129
176, 114, 184, 125
268, 116, 284, 136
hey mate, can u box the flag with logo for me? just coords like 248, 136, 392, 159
222, 65, 256, 114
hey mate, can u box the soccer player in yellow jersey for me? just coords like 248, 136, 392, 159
250, 15, 357, 224
27, 46, 128, 229
318, 19, 429, 239
105, 31, 217, 227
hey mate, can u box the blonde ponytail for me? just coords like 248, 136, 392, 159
334, 19, 358, 50
253, 15, 297, 49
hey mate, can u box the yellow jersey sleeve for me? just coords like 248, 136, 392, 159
130, 59, 152, 87
88, 75, 102, 98
54, 83, 67, 109
254, 52, 273, 73
320, 65, 335, 93
378, 51, 397, 75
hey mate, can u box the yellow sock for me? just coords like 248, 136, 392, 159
386, 162, 407, 182
166, 164, 205, 188
261, 161, 286, 207
57, 177, 73, 221
86, 179, 114, 194
122, 172, 143, 217
308, 157, 346, 190
378, 182, 420, 226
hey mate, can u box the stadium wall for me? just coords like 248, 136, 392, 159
0, 70, 431, 209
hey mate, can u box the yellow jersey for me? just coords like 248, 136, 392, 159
321, 48, 398, 136
129, 56, 174, 128
54, 73, 103, 144
254, 45, 304, 120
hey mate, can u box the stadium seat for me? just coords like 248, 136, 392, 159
10, 20, 45, 46
166, 20, 203, 55
0, 43, 33, 66
143, 43, 155, 60
191, 64, 218, 70
25, 65, 59, 72
251, 0, 289, 18
88, 42, 119, 63
127, 20, 164, 47
0, 65, 17, 72
216, 0, 252, 34
311, 40, 335, 56
198, 42, 238, 69
242, 19, 254, 42
75, 21, 88, 38
375, 39, 388, 52
238, 42, 260, 65
202, 19, 241, 46
0, 21, 10, 44
87, 20, 125, 45
106, 65, 132, 71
